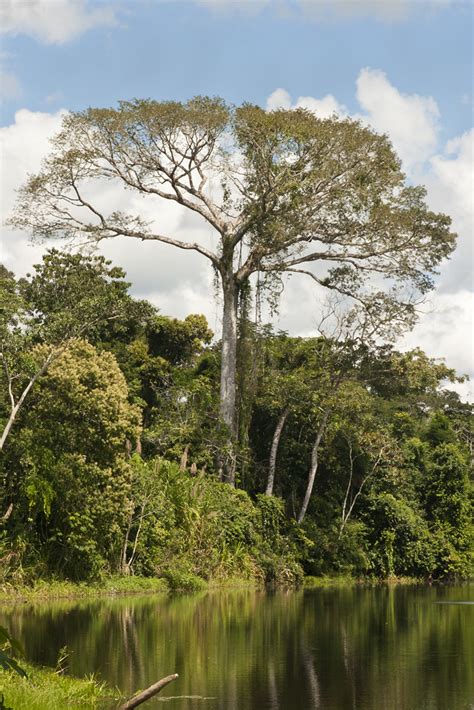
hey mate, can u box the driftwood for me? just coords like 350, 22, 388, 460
118, 673, 179, 709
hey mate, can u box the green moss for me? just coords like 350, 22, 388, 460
0, 662, 120, 710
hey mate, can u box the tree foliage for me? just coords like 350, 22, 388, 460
9, 97, 457, 482
0, 250, 144, 450
1, 253, 471, 585
2, 340, 140, 579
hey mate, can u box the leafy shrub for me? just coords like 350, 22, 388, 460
161, 567, 207, 593
302, 519, 370, 577
253, 494, 303, 587
365, 493, 434, 578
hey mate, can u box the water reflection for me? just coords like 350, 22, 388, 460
0, 584, 472, 709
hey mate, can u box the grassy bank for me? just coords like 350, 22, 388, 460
0, 572, 262, 602
303, 575, 422, 588
0, 576, 168, 603
0, 662, 120, 710
0, 573, 427, 604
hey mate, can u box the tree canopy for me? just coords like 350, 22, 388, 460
9, 97, 457, 482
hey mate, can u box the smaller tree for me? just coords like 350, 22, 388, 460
295, 306, 384, 524
424, 444, 472, 572
0, 250, 137, 451
2, 340, 141, 578
254, 333, 320, 497
337, 402, 397, 537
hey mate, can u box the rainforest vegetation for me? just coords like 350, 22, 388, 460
1, 99, 472, 592
0, 250, 472, 590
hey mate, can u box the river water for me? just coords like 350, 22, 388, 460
1, 584, 473, 709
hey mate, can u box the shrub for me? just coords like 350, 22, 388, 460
161, 567, 207, 593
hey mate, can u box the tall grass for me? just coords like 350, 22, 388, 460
0, 662, 119, 710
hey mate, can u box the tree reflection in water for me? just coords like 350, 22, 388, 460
0, 584, 472, 710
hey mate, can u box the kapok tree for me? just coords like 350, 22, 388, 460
9, 97, 456, 483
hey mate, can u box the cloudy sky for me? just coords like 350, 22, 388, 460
0, 0, 473, 396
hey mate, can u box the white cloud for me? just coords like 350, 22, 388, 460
266, 88, 346, 118
0, 109, 67, 270
0, 0, 117, 45
266, 88, 292, 111
264, 72, 472, 390
294, 93, 347, 118
0, 108, 217, 324
400, 290, 474, 400
268, 71, 440, 173
0, 108, 66, 211
431, 130, 473, 217
356, 68, 440, 171
427, 129, 474, 294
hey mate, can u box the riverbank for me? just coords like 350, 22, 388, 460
0, 576, 168, 603
0, 572, 264, 602
0, 573, 431, 603
0, 661, 120, 710
303, 575, 423, 588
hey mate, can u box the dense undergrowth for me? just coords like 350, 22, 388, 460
1, 459, 304, 593
2, 449, 471, 595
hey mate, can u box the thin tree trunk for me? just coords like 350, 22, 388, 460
0, 405, 20, 452
121, 507, 133, 574
219, 270, 239, 485
128, 500, 146, 569
266, 407, 289, 496
297, 408, 331, 524
0, 351, 54, 451
339, 439, 356, 537
339, 444, 385, 537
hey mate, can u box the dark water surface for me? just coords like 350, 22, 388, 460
1, 584, 473, 710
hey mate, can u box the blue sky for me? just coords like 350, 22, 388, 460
0, 0, 473, 396
1, 1, 473, 139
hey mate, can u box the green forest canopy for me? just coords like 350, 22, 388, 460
0, 251, 472, 585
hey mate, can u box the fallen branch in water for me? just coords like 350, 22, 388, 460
118, 674, 179, 709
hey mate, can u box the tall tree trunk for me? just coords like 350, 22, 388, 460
297, 408, 331, 524
219, 270, 239, 485
266, 408, 289, 496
